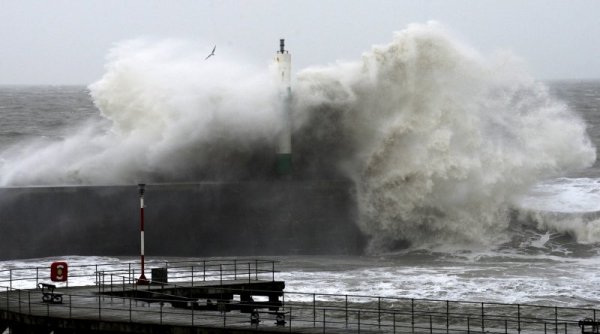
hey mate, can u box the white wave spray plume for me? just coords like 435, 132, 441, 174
0, 39, 280, 185
0, 23, 595, 250
293, 22, 596, 250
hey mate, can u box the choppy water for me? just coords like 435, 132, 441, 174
1, 24, 600, 308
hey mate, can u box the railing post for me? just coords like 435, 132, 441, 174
323, 308, 326, 333
248, 263, 251, 284
411, 299, 415, 333
160, 302, 163, 324
430, 315, 433, 334
69, 294, 72, 319
358, 310, 361, 333
255, 259, 258, 280
446, 300, 449, 333
345, 295, 348, 328
518, 304, 521, 333
481, 302, 485, 333
313, 293, 316, 327
9, 269, 12, 290
234, 259, 237, 280
28, 291, 31, 314
219, 264, 222, 285
505, 319, 508, 334
393, 312, 396, 334
36, 267, 39, 287
18, 289, 21, 313
555, 307, 558, 334
378, 297, 381, 329
191, 266, 194, 287
203, 261, 206, 281
272, 261, 275, 282
467, 316, 470, 334
191, 300, 194, 326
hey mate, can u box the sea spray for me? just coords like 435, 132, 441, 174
294, 22, 595, 250
0, 24, 595, 250
0, 39, 281, 185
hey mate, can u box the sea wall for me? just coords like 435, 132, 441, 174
0, 181, 365, 259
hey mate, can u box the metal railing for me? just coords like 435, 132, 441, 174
0, 259, 598, 333
0, 284, 596, 333
0, 258, 278, 290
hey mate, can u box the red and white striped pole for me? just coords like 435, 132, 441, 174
137, 183, 148, 284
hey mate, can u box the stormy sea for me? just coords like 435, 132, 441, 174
1, 23, 600, 308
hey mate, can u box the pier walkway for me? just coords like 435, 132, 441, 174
0, 259, 599, 333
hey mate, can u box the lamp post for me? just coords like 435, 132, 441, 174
137, 184, 148, 285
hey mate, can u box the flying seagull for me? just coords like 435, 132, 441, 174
205, 45, 216, 60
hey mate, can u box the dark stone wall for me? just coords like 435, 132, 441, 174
0, 182, 365, 260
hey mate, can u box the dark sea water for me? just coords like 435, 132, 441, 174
1, 81, 600, 309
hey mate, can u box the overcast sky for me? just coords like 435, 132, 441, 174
1, 0, 599, 85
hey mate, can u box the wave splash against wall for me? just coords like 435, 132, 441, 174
0, 22, 594, 250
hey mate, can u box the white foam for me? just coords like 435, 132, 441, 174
516, 178, 600, 213
296, 22, 595, 249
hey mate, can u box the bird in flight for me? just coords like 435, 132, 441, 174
205, 45, 216, 60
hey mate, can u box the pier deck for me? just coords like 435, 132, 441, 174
1, 259, 599, 333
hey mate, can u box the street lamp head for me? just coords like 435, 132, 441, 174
138, 183, 145, 196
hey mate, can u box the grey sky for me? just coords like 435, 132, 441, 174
1, 0, 599, 85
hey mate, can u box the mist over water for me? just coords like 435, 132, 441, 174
0, 22, 596, 252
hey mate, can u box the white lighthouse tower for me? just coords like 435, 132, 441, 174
275, 39, 292, 175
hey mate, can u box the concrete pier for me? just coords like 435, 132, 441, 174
0, 181, 365, 260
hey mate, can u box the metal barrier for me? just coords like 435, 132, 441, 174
0, 284, 594, 333
0, 259, 598, 333
0, 258, 279, 289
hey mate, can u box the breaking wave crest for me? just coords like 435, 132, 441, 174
0, 22, 595, 250
294, 22, 595, 250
